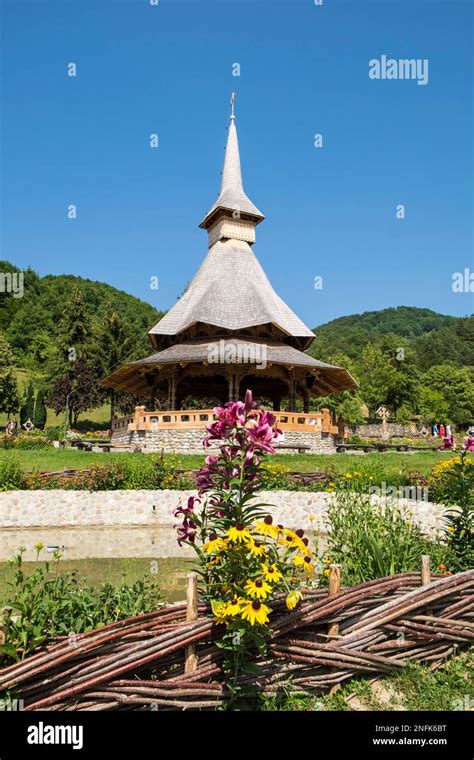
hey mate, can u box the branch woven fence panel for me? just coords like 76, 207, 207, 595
0, 570, 472, 710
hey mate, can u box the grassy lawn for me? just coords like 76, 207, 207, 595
0, 447, 458, 475
259, 651, 474, 711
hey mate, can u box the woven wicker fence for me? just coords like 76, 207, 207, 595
0, 567, 472, 710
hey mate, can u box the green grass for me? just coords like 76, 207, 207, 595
258, 650, 474, 711
0, 448, 456, 475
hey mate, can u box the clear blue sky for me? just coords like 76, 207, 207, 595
1, 0, 473, 327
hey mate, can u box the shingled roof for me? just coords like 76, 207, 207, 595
148, 239, 316, 349
101, 338, 357, 397
149, 101, 316, 351
199, 114, 264, 228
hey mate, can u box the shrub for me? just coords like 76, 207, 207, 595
427, 455, 474, 506
0, 459, 23, 491
32, 388, 47, 430
438, 452, 474, 572
0, 435, 15, 449
323, 489, 446, 585
44, 426, 64, 441
0, 547, 162, 662
15, 435, 49, 450
19, 381, 35, 427
24, 454, 192, 491
259, 461, 291, 489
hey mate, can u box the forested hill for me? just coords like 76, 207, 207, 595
0, 261, 163, 362
309, 307, 474, 370
1, 262, 472, 373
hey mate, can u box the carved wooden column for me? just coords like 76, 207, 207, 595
227, 371, 234, 402
170, 369, 178, 411
287, 369, 297, 412
303, 388, 310, 413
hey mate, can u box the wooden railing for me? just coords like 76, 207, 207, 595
112, 406, 340, 436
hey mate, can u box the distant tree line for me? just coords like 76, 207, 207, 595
0, 267, 472, 429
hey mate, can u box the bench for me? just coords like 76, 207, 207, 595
274, 444, 311, 453
69, 440, 94, 452
97, 443, 142, 453
336, 443, 375, 453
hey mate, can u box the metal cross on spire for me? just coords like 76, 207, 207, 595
230, 91, 236, 120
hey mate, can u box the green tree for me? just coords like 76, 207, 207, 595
0, 331, 19, 415
418, 388, 450, 425
46, 358, 104, 427
93, 303, 135, 424
45, 287, 103, 425
421, 365, 474, 427
358, 344, 399, 416
337, 394, 366, 425
395, 404, 412, 425
33, 387, 47, 430
20, 380, 35, 427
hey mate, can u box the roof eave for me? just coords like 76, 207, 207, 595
199, 206, 265, 230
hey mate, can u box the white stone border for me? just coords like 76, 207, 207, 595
0, 489, 446, 536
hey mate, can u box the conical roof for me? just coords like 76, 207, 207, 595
199, 114, 264, 228
150, 97, 315, 350
149, 238, 316, 349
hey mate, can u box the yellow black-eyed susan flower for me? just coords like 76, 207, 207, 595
261, 563, 283, 583
213, 602, 227, 624
245, 578, 272, 599
241, 599, 270, 626
293, 554, 314, 575
285, 590, 302, 610
226, 524, 252, 543
255, 515, 279, 538
203, 532, 228, 554
223, 598, 244, 617
248, 540, 267, 557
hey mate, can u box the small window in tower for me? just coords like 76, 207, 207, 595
163, 415, 171, 422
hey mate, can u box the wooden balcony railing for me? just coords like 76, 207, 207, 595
112, 406, 340, 436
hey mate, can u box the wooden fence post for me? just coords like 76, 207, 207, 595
184, 573, 198, 673
327, 564, 342, 696
421, 555, 431, 586
327, 564, 342, 638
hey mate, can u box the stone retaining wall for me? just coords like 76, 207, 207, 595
0, 489, 445, 537
111, 428, 337, 454
353, 423, 418, 438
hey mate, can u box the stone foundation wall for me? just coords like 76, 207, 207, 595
353, 423, 418, 438
0, 489, 445, 537
111, 428, 337, 454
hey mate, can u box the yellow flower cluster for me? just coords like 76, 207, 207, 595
209, 515, 313, 625
213, 560, 282, 626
